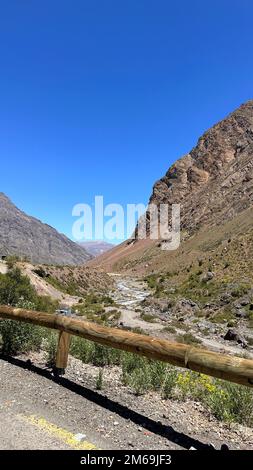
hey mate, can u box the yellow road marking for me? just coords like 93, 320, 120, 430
21, 415, 98, 450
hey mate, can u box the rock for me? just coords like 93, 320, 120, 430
224, 329, 247, 347
174, 298, 199, 314
74, 433, 87, 442
221, 444, 230, 451
167, 287, 176, 294
240, 297, 250, 306
201, 272, 214, 282
235, 309, 247, 318
143, 297, 171, 313
220, 293, 231, 305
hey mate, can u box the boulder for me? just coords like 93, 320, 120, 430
235, 309, 247, 318
201, 271, 214, 282
224, 329, 247, 347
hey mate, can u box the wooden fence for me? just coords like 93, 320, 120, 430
0, 304, 253, 387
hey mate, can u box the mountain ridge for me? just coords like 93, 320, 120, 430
78, 240, 115, 257
0, 193, 91, 265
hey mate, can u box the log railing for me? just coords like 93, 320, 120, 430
0, 304, 253, 387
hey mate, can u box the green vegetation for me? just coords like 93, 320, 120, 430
45, 331, 58, 366
73, 293, 118, 325
231, 284, 251, 298
0, 264, 252, 428
69, 338, 253, 427
0, 266, 59, 355
176, 332, 202, 345
0, 320, 46, 355
144, 274, 169, 298
163, 325, 176, 334
0, 267, 37, 306
46, 274, 79, 296
0, 267, 59, 313
0, 316, 252, 427
210, 308, 236, 324
96, 369, 103, 390
140, 313, 156, 323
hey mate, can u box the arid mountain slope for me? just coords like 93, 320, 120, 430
89, 100, 253, 274
0, 193, 91, 265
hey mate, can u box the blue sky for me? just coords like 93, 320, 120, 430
0, 1, 252, 243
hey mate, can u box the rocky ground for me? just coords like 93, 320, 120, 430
109, 275, 253, 358
0, 351, 252, 450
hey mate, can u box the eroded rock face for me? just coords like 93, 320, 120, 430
0, 193, 91, 265
144, 100, 253, 235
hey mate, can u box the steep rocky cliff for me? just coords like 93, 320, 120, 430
148, 100, 253, 234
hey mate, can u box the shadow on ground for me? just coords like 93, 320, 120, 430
0, 354, 216, 450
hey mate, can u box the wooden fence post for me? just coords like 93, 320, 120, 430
55, 331, 71, 374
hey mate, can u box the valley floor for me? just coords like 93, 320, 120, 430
109, 275, 253, 358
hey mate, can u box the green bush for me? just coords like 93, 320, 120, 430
207, 381, 253, 426
96, 369, 103, 390
162, 369, 178, 399
0, 320, 44, 355
35, 295, 59, 313
0, 267, 36, 306
0, 267, 59, 354
45, 331, 58, 366
70, 337, 122, 366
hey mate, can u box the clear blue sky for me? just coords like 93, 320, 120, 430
0, 1, 252, 242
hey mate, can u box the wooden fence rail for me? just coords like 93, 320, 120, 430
0, 304, 253, 387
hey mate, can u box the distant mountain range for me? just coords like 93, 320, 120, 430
0, 193, 91, 265
78, 240, 114, 257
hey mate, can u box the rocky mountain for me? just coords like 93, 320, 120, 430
89, 100, 253, 273
146, 99, 253, 235
88, 100, 253, 353
0, 193, 91, 265
78, 240, 114, 257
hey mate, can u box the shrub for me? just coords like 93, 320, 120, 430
0, 320, 44, 355
96, 369, 103, 390
45, 331, 58, 366
207, 381, 253, 426
127, 366, 151, 395
140, 313, 156, 323
162, 369, 178, 399
163, 325, 176, 334
0, 267, 36, 306
33, 267, 48, 278
176, 333, 202, 345
35, 295, 59, 313
70, 337, 121, 366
